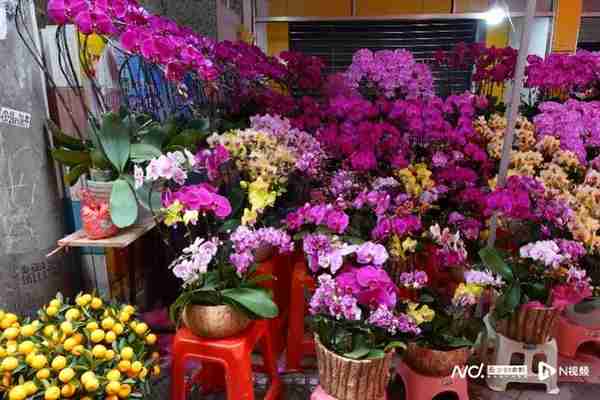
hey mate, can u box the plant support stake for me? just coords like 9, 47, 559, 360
488, 0, 537, 246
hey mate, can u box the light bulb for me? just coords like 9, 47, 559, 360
484, 5, 507, 26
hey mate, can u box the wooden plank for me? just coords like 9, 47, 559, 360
58, 218, 156, 249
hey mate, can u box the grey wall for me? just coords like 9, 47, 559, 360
0, 0, 75, 314
141, 0, 218, 38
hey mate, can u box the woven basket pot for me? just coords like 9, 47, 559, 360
183, 305, 250, 339
404, 342, 471, 377
496, 306, 560, 344
386, 255, 416, 286
315, 336, 394, 400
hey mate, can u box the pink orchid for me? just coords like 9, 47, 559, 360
74, 10, 116, 35
47, 0, 87, 25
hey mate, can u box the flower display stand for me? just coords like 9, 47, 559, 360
170, 321, 282, 400
396, 359, 469, 400
55, 217, 156, 304
310, 386, 388, 400
485, 332, 559, 394
556, 315, 600, 358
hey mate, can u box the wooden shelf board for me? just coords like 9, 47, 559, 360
58, 218, 156, 249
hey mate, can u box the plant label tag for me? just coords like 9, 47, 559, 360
0, 106, 32, 128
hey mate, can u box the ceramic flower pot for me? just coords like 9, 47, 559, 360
315, 336, 394, 400
496, 305, 560, 344
183, 304, 250, 338
403, 342, 471, 377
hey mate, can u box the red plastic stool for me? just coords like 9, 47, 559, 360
285, 255, 316, 372
557, 315, 600, 358
171, 320, 283, 400
396, 360, 469, 400
256, 253, 293, 357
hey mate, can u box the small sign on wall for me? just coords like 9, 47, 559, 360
0, 106, 32, 128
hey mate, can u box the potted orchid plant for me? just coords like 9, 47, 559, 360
400, 268, 502, 377
479, 240, 593, 344
168, 224, 293, 338
307, 255, 422, 400
153, 160, 294, 337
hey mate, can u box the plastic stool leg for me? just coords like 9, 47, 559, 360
546, 340, 560, 395
170, 352, 188, 400
286, 262, 306, 371
224, 356, 255, 400
193, 361, 225, 394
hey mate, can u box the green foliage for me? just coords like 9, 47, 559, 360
221, 288, 278, 318
98, 112, 131, 173
309, 315, 401, 360
135, 181, 162, 213
64, 164, 89, 186
479, 246, 513, 281
109, 179, 138, 228
169, 267, 279, 323
130, 143, 162, 162
50, 148, 90, 167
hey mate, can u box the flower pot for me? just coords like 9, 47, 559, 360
386, 255, 416, 286
86, 178, 113, 204
565, 301, 600, 330
182, 304, 251, 338
403, 342, 471, 377
496, 306, 560, 344
315, 336, 394, 400
89, 168, 114, 182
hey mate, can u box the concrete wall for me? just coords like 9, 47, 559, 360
0, 0, 76, 315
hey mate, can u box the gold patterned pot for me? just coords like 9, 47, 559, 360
183, 305, 250, 338
315, 336, 394, 400
404, 343, 471, 377
496, 305, 559, 344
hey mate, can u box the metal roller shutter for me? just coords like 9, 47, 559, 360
288, 19, 481, 95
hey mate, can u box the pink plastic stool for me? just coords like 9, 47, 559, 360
397, 360, 469, 400
557, 315, 600, 358
310, 385, 387, 399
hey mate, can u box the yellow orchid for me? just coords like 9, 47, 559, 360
407, 303, 435, 325
163, 201, 183, 226
182, 210, 199, 226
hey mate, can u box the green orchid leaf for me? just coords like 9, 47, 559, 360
166, 129, 208, 150
384, 341, 406, 353
110, 178, 138, 228
47, 119, 86, 151
140, 127, 168, 149
51, 148, 90, 166
365, 349, 386, 359
479, 246, 514, 281
221, 288, 278, 319
130, 143, 162, 162
218, 219, 241, 234
64, 164, 89, 186
186, 117, 210, 132
135, 181, 162, 213
343, 347, 370, 360
99, 112, 131, 173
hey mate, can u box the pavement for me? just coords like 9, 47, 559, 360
147, 369, 600, 400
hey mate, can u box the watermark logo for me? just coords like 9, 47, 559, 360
451, 364, 485, 379
451, 363, 590, 380
538, 361, 556, 381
